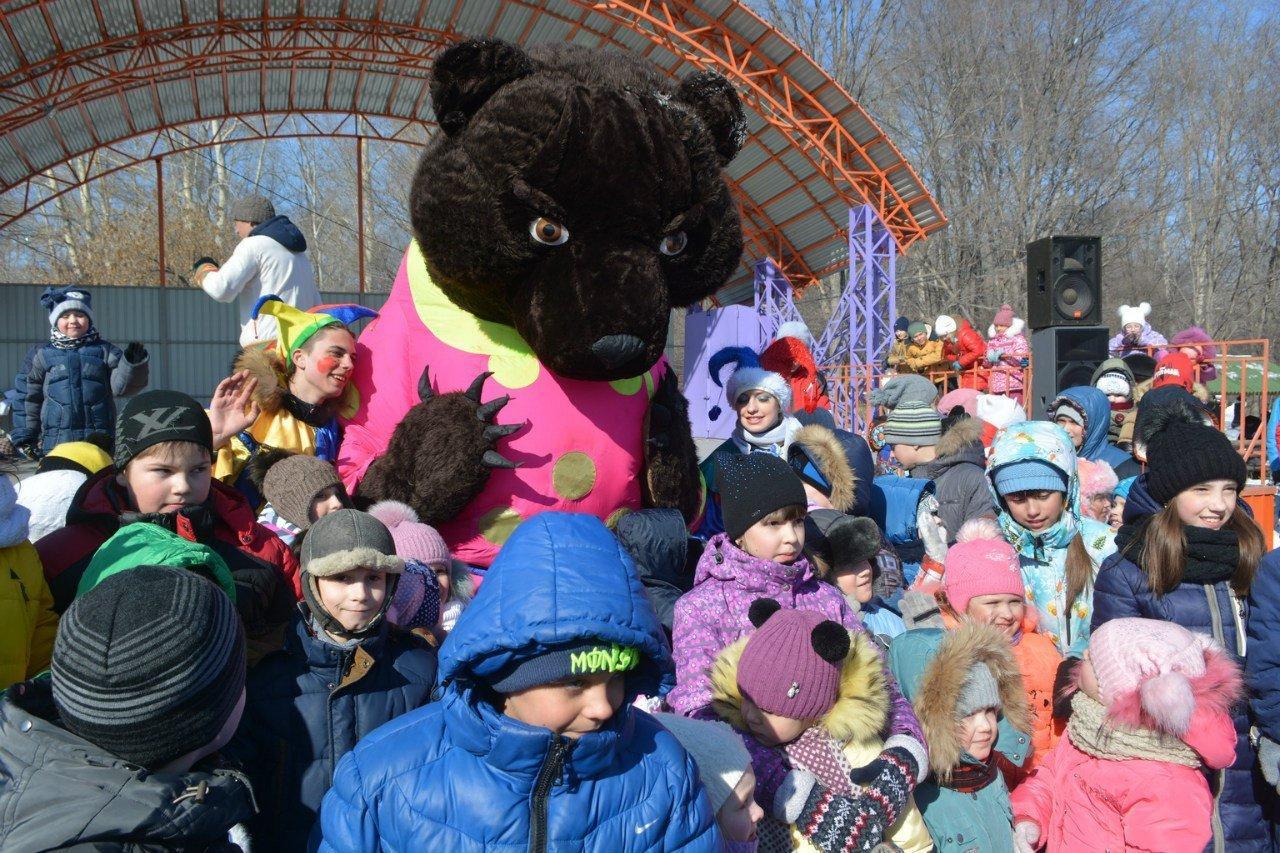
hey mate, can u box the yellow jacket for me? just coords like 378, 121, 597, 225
886, 339, 911, 369
1, 541, 58, 689
904, 339, 945, 374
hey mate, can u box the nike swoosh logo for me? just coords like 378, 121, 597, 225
635, 818, 660, 835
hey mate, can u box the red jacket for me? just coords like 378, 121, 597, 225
36, 467, 301, 612
943, 320, 988, 390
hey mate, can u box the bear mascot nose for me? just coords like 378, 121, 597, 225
591, 334, 647, 370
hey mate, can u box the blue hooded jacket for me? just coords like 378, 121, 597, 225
871, 475, 934, 584
316, 513, 718, 853
1054, 386, 1138, 475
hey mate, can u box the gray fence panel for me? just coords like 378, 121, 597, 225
1, 284, 389, 411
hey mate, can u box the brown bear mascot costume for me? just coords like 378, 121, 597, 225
338, 38, 747, 567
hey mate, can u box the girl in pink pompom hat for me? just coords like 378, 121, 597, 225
1011, 617, 1241, 852
986, 304, 1029, 402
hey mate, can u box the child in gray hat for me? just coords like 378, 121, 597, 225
228, 508, 436, 852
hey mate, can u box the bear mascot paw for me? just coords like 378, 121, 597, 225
338, 37, 747, 567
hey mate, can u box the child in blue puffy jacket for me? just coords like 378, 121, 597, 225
13, 286, 148, 455
317, 512, 720, 853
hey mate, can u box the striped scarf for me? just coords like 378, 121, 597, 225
50, 325, 100, 350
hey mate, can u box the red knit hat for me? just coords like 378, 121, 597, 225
736, 599, 849, 720
942, 519, 1025, 616
1152, 352, 1195, 392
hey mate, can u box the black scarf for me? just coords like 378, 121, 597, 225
1116, 517, 1239, 586
282, 392, 337, 428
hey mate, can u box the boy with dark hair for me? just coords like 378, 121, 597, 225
317, 512, 719, 852
229, 509, 437, 851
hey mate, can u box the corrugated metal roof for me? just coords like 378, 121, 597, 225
0, 0, 945, 291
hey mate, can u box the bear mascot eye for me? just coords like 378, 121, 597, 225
659, 231, 688, 256
529, 216, 569, 246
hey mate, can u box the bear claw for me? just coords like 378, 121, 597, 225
482, 450, 520, 469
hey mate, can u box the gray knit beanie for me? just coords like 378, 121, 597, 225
231, 193, 275, 225
955, 662, 1002, 718
52, 565, 246, 769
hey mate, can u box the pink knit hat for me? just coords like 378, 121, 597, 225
736, 599, 849, 720
367, 500, 451, 566
937, 387, 980, 417
1076, 458, 1119, 500
1088, 617, 1241, 737
992, 304, 1015, 327
942, 519, 1024, 615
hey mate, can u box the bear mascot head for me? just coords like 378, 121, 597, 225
338, 38, 748, 566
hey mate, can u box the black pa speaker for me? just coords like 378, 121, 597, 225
1026, 236, 1102, 329
1030, 326, 1109, 413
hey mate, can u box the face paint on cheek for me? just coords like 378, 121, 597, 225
317, 356, 339, 374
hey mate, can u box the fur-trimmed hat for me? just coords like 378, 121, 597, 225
301, 509, 405, 578
709, 345, 792, 413
1118, 302, 1152, 329
787, 425, 855, 512
1087, 617, 1242, 738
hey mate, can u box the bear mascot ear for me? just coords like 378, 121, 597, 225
430, 38, 536, 136
675, 71, 747, 166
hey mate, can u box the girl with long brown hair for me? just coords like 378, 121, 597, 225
1092, 414, 1275, 851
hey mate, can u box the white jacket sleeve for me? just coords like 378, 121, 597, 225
200, 239, 259, 303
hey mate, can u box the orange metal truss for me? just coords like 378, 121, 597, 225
0, 0, 946, 291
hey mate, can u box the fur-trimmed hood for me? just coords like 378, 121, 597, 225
710, 627, 889, 747
987, 317, 1025, 339
888, 624, 1030, 780
934, 416, 984, 460
789, 424, 855, 513
234, 344, 290, 414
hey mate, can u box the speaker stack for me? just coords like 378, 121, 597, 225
1025, 236, 1107, 412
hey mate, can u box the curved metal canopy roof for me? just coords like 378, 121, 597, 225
0, 0, 945, 289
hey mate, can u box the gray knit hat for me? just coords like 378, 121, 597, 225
301, 509, 405, 578
231, 193, 275, 225
51, 565, 246, 769
956, 662, 1002, 718
263, 454, 345, 530
881, 401, 943, 446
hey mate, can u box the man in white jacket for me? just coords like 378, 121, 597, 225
193, 194, 321, 345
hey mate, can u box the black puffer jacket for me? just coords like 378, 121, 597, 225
0, 679, 255, 852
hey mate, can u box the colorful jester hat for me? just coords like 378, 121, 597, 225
252, 294, 379, 359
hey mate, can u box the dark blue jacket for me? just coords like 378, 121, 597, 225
250, 214, 308, 252
227, 610, 436, 853
18, 339, 147, 452
1093, 477, 1278, 851
1248, 548, 1280, 748
316, 513, 718, 853
871, 475, 934, 583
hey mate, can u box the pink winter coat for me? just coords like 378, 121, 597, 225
1012, 706, 1237, 852
337, 244, 664, 567
986, 318, 1030, 395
